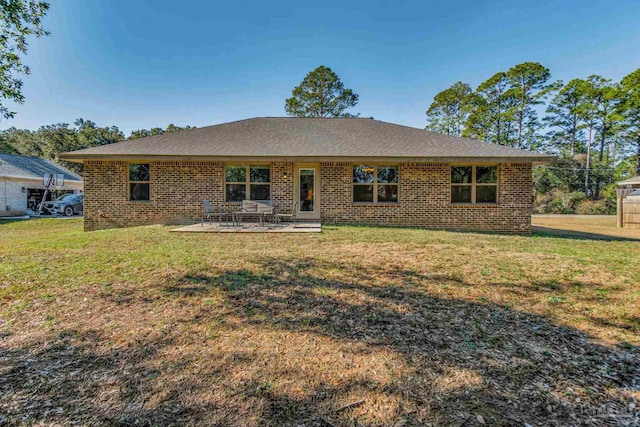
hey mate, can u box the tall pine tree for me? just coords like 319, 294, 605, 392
619, 68, 640, 176
544, 79, 586, 156
425, 82, 472, 136
464, 72, 517, 145
506, 62, 553, 149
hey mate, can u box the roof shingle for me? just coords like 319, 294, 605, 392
0, 154, 82, 181
61, 117, 551, 162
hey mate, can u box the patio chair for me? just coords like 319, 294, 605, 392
234, 200, 273, 226
201, 200, 229, 226
274, 201, 298, 226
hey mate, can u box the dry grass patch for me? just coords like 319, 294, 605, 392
533, 214, 640, 241
0, 218, 638, 426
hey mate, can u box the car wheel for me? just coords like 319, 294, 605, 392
64, 206, 74, 216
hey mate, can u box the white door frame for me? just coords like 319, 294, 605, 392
293, 163, 320, 220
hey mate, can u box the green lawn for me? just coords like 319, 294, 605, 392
0, 218, 638, 426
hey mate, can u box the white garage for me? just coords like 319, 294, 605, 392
0, 154, 83, 215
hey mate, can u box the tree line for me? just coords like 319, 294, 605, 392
0, 120, 194, 173
426, 63, 639, 173
425, 63, 640, 214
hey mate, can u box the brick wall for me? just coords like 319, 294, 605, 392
270, 162, 294, 214
83, 160, 532, 233
320, 162, 532, 234
83, 160, 293, 231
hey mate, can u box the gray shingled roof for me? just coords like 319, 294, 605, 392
61, 117, 551, 162
0, 154, 83, 181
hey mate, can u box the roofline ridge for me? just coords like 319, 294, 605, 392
258, 116, 371, 119
108, 117, 262, 145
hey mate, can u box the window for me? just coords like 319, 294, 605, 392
129, 163, 150, 201
225, 164, 270, 202
451, 165, 498, 204
353, 165, 399, 203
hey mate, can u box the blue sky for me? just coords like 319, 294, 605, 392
3, 0, 640, 134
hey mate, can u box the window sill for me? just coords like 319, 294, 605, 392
129, 200, 151, 203
225, 200, 272, 204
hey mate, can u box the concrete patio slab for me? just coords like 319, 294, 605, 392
170, 222, 322, 233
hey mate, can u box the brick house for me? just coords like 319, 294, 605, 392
61, 117, 550, 233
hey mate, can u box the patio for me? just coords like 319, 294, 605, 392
170, 222, 322, 233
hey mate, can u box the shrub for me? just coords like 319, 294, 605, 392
534, 190, 586, 214
575, 199, 611, 215
534, 189, 615, 215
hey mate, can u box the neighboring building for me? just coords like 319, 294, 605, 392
0, 154, 83, 214
617, 175, 640, 189
616, 175, 640, 228
60, 117, 550, 233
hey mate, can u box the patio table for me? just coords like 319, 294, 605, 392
233, 211, 268, 226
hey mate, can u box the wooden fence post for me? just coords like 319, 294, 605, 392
617, 189, 623, 228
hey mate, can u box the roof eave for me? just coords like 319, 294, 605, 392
0, 173, 83, 182
59, 153, 553, 164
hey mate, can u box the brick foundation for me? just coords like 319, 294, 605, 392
83, 161, 532, 234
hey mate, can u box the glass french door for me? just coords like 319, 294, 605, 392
299, 168, 315, 212
294, 164, 320, 219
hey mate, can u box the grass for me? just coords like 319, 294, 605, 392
0, 217, 639, 426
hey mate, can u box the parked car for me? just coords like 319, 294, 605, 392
43, 194, 84, 216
